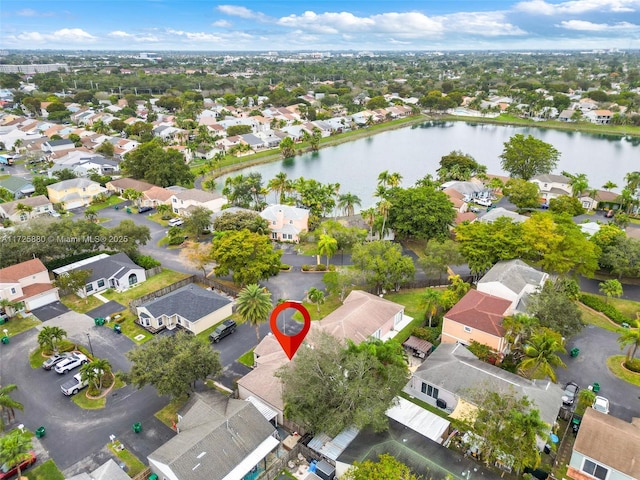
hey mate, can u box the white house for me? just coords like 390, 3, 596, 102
530, 173, 572, 202
170, 189, 227, 216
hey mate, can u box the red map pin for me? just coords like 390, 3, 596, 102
270, 301, 311, 360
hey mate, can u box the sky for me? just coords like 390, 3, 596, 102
2, 0, 640, 52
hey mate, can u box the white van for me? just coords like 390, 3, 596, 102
168, 218, 184, 227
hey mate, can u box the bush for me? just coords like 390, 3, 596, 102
579, 293, 630, 325
280, 264, 291, 271
624, 358, 640, 373
411, 326, 439, 344
328, 264, 336, 272
301, 264, 311, 271
133, 254, 161, 269
316, 264, 327, 271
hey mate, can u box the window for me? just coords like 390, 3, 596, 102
128, 273, 138, 286
20, 214, 27, 221
158, 317, 163, 326
10, 287, 16, 295
464, 326, 472, 333
289, 220, 293, 224
582, 459, 608, 480
421, 383, 439, 399
271, 232, 277, 239
97, 279, 105, 288
86, 284, 94, 292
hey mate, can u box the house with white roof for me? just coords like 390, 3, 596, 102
259, 204, 309, 243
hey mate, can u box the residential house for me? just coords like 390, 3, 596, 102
441, 289, 512, 354
47, 178, 107, 209
404, 343, 563, 448
567, 408, 640, 480
260, 204, 309, 243
41, 139, 74, 154
479, 207, 528, 224
443, 188, 468, 213
0, 195, 53, 223
148, 391, 279, 480
0, 258, 59, 312
52, 253, 146, 296
440, 179, 485, 198
578, 189, 621, 212
49, 151, 119, 177
142, 186, 173, 207
106, 177, 155, 196
531, 173, 572, 202
0, 176, 35, 199
584, 109, 613, 125
136, 284, 233, 335
558, 109, 576, 122
477, 259, 548, 313
66, 459, 131, 480
170, 189, 227, 216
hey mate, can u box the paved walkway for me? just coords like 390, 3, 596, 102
93, 293, 109, 304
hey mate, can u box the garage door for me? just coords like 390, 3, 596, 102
64, 201, 85, 210
27, 291, 59, 310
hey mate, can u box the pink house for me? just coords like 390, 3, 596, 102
260, 204, 309, 243
0, 258, 59, 312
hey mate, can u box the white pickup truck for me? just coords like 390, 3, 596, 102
60, 373, 89, 396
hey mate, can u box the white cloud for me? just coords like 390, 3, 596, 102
108, 30, 159, 42
515, 0, 639, 15
558, 20, 639, 31
212, 20, 231, 28
216, 5, 269, 22
16, 9, 37, 17
17, 28, 96, 43
441, 12, 526, 36
108, 31, 132, 38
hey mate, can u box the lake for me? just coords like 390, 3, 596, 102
217, 121, 640, 210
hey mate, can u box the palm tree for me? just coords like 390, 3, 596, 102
317, 234, 338, 267
625, 171, 640, 194
306, 287, 325, 313
361, 208, 376, 238
377, 199, 392, 239
82, 358, 111, 390
236, 284, 273, 343
562, 171, 589, 198
0, 299, 18, 318
420, 288, 442, 328
84, 207, 98, 223
617, 319, 640, 360
602, 180, 618, 192
310, 128, 321, 151
502, 314, 539, 354
15, 203, 33, 221
92, 120, 110, 135
599, 279, 623, 303
377, 170, 391, 188
37, 326, 67, 354
488, 177, 504, 194
518, 328, 567, 383
388, 172, 403, 188
617, 187, 635, 213
268, 172, 288, 203
0, 430, 32, 478
12, 139, 23, 153
157, 204, 172, 220
337, 193, 361, 217
0, 385, 23, 431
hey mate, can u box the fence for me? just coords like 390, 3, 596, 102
131, 467, 152, 480
128, 276, 196, 314
259, 442, 327, 480
145, 266, 163, 278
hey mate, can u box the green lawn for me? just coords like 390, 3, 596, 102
2, 314, 41, 337
606, 355, 640, 387
385, 288, 428, 321
108, 441, 147, 477
102, 269, 190, 304
72, 391, 106, 409
238, 348, 255, 367
399, 391, 451, 421
111, 311, 153, 344
24, 459, 65, 480
155, 396, 188, 428
89, 195, 123, 211
602, 296, 640, 321
578, 304, 620, 332
60, 293, 103, 314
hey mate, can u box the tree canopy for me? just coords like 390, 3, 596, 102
343, 454, 419, 480
277, 332, 409, 435
437, 150, 487, 182
351, 241, 415, 294
121, 141, 194, 187
499, 134, 560, 180
125, 332, 222, 398
502, 178, 541, 210
527, 279, 583, 338
212, 210, 269, 234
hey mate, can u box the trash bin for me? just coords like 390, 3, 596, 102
592, 382, 600, 393
94, 317, 105, 326
35, 426, 45, 438
570, 347, 580, 358
132, 422, 142, 433
126, 208, 131, 214
113, 323, 122, 334
1, 336, 9, 345
0, 318, 5, 326
149, 474, 158, 480
114, 205, 119, 210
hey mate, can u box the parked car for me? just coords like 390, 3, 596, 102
138, 206, 153, 213
48, 211, 61, 218
0, 451, 36, 479
469, 206, 481, 213
592, 396, 610, 414
474, 197, 493, 207
42, 352, 72, 370
209, 320, 237, 343
54, 352, 88, 374
168, 217, 184, 227
61, 372, 90, 396
562, 382, 579, 406
0, 312, 8, 323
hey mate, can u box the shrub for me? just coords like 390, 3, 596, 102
301, 264, 311, 271
328, 264, 336, 272
316, 264, 327, 271
133, 254, 161, 269
280, 264, 291, 271
579, 293, 630, 325
411, 326, 439, 344
624, 358, 640, 373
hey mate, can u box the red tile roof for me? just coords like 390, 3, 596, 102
15, 283, 56, 300
445, 290, 511, 337
0, 259, 47, 283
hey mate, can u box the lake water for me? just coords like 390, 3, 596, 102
217, 121, 640, 210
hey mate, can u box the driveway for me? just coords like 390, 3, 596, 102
86, 301, 126, 319
556, 324, 640, 422
3, 311, 174, 472
31, 301, 70, 321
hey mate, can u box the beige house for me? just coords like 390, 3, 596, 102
105, 177, 155, 196
568, 408, 640, 480
47, 178, 107, 209
530, 173, 571, 203
0, 195, 53, 223
136, 284, 233, 335
260, 204, 309, 243
170, 189, 227, 216
0, 258, 59, 312
441, 289, 512, 354
141, 186, 173, 207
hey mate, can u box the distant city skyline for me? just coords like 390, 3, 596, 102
2, 0, 640, 52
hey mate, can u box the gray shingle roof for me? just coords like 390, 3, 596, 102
478, 259, 546, 296
47, 177, 99, 191
532, 173, 570, 183
0, 176, 31, 193
148, 393, 276, 480
140, 284, 231, 322
65, 252, 139, 284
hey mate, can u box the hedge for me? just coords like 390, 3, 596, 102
579, 293, 630, 325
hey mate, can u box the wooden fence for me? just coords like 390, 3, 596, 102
128, 276, 196, 314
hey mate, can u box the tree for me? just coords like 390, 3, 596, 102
236, 284, 272, 342
37, 325, 67, 354
420, 288, 442, 327
343, 454, 419, 480
84, 207, 98, 223
122, 188, 143, 206
121, 141, 194, 187
503, 313, 539, 355
502, 178, 541, 210
96, 141, 115, 157
125, 332, 222, 398
0, 385, 24, 431
181, 241, 212, 277
81, 358, 112, 391
0, 430, 32, 477
212, 210, 269, 234
317, 234, 338, 267
618, 319, 640, 360
419, 239, 463, 281
307, 287, 325, 313
277, 332, 409, 435
461, 389, 548, 475
386, 185, 456, 241
352, 241, 415, 294
15, 203, 33, 221
156, 204, 172, 220
499, 134, 560, 180
106, 220, 151, 257
437, 150, 487, 182
54, 269, 92, 301
599, 279, 623, 303
210, 229, 283, 286
183, 206, 212, 240
323, 269, 364, 302
337, 193, 362, 216
603, 180, 618, 191
548, 195, 585, 216
518, 327, 567, 382
527, 280, 583, 338
279, 137, 295, 158
268, 172, 289, 203
562, 171, 590, 198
